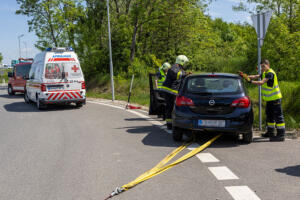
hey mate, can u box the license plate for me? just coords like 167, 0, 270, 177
198, 120, 225, 127
48, 86, 63, 91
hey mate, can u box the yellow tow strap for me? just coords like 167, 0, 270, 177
105, 134, 221, 199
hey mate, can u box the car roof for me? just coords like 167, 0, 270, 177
15, 62, 32, 67
188, 73, 240, 78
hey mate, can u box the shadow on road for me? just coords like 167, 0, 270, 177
3, 102, 80, 112
0, 93, 24, 99
121, 122, 244, 149
120, 124, 180, 148
275, 165, 300, 177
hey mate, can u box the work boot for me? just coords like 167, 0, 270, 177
262, 128, 275, 138
270, 129, 285, 142
167, 123, 172, 130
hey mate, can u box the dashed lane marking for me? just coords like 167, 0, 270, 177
225, 186, 261, 200
88, 100, 261, 200
196, 153, 220, 163
208, 166, 239, 180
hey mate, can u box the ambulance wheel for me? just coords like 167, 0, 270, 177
24, 91, 30, 103
8, 85, 15, 95
76, 102, 83, 108
36, 96, 46, 110
172, 126, 183, 141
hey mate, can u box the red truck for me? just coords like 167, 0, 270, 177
7, 61, 32, 95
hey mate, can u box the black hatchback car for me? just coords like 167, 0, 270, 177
172, 73, 253, 143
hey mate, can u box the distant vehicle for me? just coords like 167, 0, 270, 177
7, 62, 32, 95
24, 47, 86, 109
172, 73, 254, 143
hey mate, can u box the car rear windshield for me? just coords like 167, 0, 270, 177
186, 76, 242, 94
16, 64, 31, 77
45, 62, 82, 79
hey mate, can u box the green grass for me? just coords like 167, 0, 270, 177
86, 73, 300, 130
246, 81, 300, 130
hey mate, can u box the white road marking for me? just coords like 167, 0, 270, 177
88, 100, 263, 200
225, 186, 261, 200
88, 101, 124, 110
208, 166, 239, 180
196, 153, 220, 163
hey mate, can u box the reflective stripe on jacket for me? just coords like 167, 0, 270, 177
162, 64, 186, 95
262, 68, 282, 101
157, 69, 166, 89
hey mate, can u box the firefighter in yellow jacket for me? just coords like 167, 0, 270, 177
240, 59, 285, 141
161, 55, 189, 130
155, 62, 171, 89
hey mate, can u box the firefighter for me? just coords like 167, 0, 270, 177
161, 55, 189, 130
239, 59, 285, 141
155, 62, 171, 89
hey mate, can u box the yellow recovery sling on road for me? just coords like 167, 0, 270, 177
104, 134, 221, 200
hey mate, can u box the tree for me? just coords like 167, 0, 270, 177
16, 0, 83, 49
0, 53, 3, 63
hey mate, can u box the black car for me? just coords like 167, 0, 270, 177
172, 73, 253, 143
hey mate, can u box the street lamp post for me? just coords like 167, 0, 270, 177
23, 42, 28, 58
106, 0, 115, 101
18, 34, 24, 58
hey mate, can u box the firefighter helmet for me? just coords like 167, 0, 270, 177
161, 62, 171, 71
175, 55, 189, 66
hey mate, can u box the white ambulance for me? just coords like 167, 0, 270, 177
25, 47, 86, 109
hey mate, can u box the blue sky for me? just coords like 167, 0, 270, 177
0, 0, 256, 65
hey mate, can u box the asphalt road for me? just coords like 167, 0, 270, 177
0, 88, 299, 200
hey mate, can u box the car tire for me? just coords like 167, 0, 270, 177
36, 95, 46, 110
24, 91, 30, 103
8, 85, 15, 95
242, 131, 253, 144
172, 126, 183, 141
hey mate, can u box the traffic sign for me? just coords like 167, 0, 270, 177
251, 10, 273, 131
251, 11, 272, 46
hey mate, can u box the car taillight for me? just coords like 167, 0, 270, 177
231, 96, 250, 108
41, 84, 46, 92
82, 81, 86, 89
175, 95, 195, 106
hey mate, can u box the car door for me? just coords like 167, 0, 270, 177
148, 73, 166, 116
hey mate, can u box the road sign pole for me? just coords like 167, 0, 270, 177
257, 13, 262, 131
107, 0, 115, 101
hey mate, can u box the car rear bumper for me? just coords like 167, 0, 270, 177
173, 109, 253, 133
40, 98, 86, 105
40, 90, 86, 105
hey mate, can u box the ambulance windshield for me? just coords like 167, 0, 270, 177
45, 62, 82, 79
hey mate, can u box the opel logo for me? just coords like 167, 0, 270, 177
209, 100, 215, 106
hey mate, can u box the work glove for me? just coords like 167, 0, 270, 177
238, 71, 251, 83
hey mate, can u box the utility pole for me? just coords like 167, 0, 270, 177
106, 0, 115, 101
18, 34, 24, 58
23, 42, 28, 58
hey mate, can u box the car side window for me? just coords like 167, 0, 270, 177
29, 65, 36, 79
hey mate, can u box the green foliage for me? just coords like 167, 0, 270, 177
16, 0, 300, 129
0, 52, 3, 63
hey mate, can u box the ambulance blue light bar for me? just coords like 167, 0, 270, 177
45, 47, 74, 52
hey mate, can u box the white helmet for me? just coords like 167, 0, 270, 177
160, 62, 171, 71
175, 55, 189, 66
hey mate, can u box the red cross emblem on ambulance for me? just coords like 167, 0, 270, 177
72, 65, 79, 73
